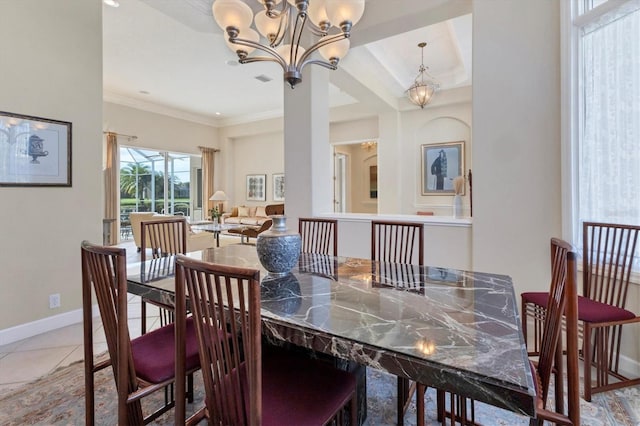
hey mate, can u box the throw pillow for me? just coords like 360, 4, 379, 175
255, 206, 267, 217
238, 206, 250, 217
231, 206, 238, 217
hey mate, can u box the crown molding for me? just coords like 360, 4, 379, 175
103, 91, 222, 127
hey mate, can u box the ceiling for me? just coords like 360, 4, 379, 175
103, 0, 472, 127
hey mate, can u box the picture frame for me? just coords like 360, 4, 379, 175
273, 173, 285, 201
0, 111, 72, 187
421, 141, 464, 195
246, 174, 266, 201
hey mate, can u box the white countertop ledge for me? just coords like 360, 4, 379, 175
316, 213, 472, 228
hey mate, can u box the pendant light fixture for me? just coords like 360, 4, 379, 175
406, 42, 439, 109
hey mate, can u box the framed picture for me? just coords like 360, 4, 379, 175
421, 141, 464, 195
246, 174, 266, 201
273, 173, 285, 201
0, 111, 72, 187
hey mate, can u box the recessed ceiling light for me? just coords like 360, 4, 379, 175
225, 60, 239, 67
215, 112, 222, 116
139, 90, 150, 95
103, 0, 120, 7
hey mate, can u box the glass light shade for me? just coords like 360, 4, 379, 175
407, 81, 436, 108
307, 0, 329, 26
276, 44, 306, 65
212, 0, 253, 31
325, 0, 365, 27
254, 11, 281, 39
225, 28, 260, 54
258, 0, 282, 4
319, 37, 350, 61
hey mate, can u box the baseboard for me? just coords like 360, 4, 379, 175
0, 306, 98, 346
620, 354, 640, 377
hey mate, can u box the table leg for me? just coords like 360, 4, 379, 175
215, 230, 220, 247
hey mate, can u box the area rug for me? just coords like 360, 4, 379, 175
1, 360, 638, 425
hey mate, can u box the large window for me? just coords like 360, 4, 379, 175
119, 147, 202, 238
571, 0, 640, 269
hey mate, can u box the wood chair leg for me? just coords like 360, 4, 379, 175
416, 383, 426, 426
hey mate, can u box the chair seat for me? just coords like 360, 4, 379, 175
577, 296, 636, 323
132, 317, 200, 384
522, 291, 550, 307
523, 291, 636, 323
234, 347, 356, 426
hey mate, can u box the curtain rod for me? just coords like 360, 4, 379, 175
103, 131, 137, 140
198, 146, 220, 152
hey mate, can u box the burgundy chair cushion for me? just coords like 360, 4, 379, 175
234, 347, 355, 426
131, 317, 200, 384
577, 296, 636, 323
522, 291, 549, 308
522, 292, 636, 323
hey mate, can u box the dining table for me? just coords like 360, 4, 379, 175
126, 244, 536, 425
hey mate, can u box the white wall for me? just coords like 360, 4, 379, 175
0, 0, 103, 331
472, 1, 561, 295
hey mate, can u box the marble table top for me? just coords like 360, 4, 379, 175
127, 244, 536, 417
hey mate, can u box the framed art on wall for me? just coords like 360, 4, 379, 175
246, 174, 266, 201
421, 141, 464, 195
0, 111, 72, 187
273, 173, 285, 201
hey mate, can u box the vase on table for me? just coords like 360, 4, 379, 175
213, 216, 219, 226
256, 215, 301, 277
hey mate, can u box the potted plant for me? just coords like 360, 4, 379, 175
209, 206, 221, 225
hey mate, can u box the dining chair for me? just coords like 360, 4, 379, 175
299, 217, 338, 256
435, 238, 580, 425
371, 220, 424, 425
81, 240, 201, 425
522, 222, 640, 401
140, 216, 187, 333
174, 255, 358, 426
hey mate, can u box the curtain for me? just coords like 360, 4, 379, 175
104, 132, 119, 245
200, 146, 217, 219
578, 5, 640, 269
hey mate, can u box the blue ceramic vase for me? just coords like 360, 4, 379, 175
256, 215, 301, 276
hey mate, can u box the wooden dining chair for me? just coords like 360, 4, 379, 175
371, 220, 424, 425
140, 216, 187, 333
522, 222, 640, 401
81, 240, 201, 425
435, 238, 580, 426
174, 255, 358, 426
299, 217, 338, 256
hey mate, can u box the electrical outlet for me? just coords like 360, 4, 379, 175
49, 293, 60, 309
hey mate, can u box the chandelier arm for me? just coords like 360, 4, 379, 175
271, 6, 290, 47
229, 36, 288, 69
289, 8, 307, 67
239, 56, 285, 66
297, 32, 348, 65
298, 59, 338, 72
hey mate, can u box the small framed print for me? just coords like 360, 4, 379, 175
0, 111, 72, 187
273, 173, 285, 201
246, 174, 266, 201
421, 141, 464, 195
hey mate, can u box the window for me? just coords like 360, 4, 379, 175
570, 0, 640, 270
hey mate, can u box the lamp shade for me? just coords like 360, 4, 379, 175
319, 38, 350, 61
225, 28, 260, 54
210, 190, 228, 201
325, 0, 365, 27
212, 0, 253, 31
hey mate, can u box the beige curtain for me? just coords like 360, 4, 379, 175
104, 132, 119, 245
200, 146, 218, 218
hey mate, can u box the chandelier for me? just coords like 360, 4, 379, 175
211, 0, 365, 88
406, 42, 439, 109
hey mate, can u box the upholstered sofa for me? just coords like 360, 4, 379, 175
222, 204, 284, 241
129, 212, 217, 252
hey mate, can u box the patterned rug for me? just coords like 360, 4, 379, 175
0, 359, 638, 425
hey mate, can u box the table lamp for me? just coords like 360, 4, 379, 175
209, 190, 228, 216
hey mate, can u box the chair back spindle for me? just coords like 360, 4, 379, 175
299, 218, 338, 256
371, 220, 424, 266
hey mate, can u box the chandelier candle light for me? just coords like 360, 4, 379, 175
212, 0, 365, 88
407, 42, 439, 109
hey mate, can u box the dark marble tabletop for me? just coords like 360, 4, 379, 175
127, 244, 536, 417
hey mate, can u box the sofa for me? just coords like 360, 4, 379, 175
222, 204, 284, 241
129, 212, 217, 252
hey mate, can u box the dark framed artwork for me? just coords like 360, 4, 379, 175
421, 141, 464, 195
246, 174, 266, 201
0, 111, 72, 187
273, 173, 285, 201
